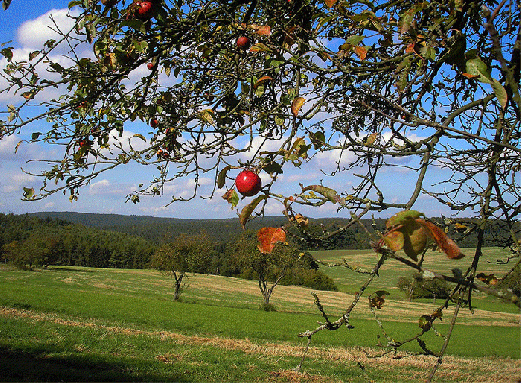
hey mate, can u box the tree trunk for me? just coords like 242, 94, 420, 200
172, 271, 184, 301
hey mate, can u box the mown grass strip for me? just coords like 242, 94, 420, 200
1, 308, 519, 383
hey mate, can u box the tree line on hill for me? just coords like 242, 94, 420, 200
29, 211, 518, 251
0, 213, 337, 292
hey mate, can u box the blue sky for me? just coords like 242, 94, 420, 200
0, 1, 456, 220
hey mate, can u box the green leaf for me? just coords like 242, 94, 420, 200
1, 47, 13, 62
31, 132, 41, 141
386, 210, 423, 228
22, 187, 35, 200
419, 315, 432, 331
262, 161, 283, 174
217, 165, 231, 189
132, 133, 146, 141
465, 57, 492, 84
222, 189, 239, 208
491, 79, 508, 109
2, 0, 12, 11
239, 195, 267, 229
301, 184, 342, 204
309, 131, 325, 149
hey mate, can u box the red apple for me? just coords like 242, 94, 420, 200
236, 36, 250, 50
147, 62, 154, 70
235, 170, 262, 197
137, 1, 153, 18
150, 118, 159, 128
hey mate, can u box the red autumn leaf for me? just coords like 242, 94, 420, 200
256, 25, 271, 36
405, 43, 415, 53
257, 227, 286, 254
253, 75, 273, 89
382, 226, 405, 251
324, 0, 337, 8
354, 46, 367, 60
291, 96, 306, 117
417, 219, 465, 259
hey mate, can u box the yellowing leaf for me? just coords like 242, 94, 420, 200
239, 194, 267, 229
324, 0, 337, 8
222, 188, 239, 208
257, 227, 286, 254
291, 96, 306, 117
491, 79, 508, 110
382, 227, 405, 251
255, 25, 271, 36
22, 187, 35, 200
354, 45, 367, 60
253, 76, 273, 89
292, 213, 309, 227
364, 133, 378, 146
386, 210, 423, 228
217, 165, 231, 189
249, 43, 271, 53
198, 109, 215, 125
418, 219, 465, 259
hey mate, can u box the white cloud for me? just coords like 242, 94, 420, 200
0, 171, 36, 193
17, 8, 81, 51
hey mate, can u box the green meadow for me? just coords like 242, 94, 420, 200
0, 248, 519, 382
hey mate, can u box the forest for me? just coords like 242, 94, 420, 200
0, 212, 338, 291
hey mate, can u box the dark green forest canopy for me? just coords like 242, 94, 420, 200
24, 211, 520, 249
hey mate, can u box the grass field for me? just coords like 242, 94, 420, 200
0, 248, 519, 382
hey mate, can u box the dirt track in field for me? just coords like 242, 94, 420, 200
1, 306, 520, 383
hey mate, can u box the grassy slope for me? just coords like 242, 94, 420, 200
0, 258, 519, 382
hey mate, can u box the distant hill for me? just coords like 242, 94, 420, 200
29, 212, 289, 244
27, 211, 517, 249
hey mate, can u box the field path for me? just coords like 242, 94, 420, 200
1, 306, 519, 382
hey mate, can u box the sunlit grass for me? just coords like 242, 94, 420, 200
0, 259, 519, 382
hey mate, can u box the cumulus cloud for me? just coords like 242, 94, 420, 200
0, 171, 36, 193
17, 8, 81, 51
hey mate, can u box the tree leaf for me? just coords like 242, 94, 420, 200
465, 57, 492, 84
291, 96, 305, 117
402, 220, 430, 261
132, 133, 146, 141
255, 25, 271, 36
198, 109, 215, 125
22, 187, 35, 200
354, 46, 367, 60
416, 219, 465, 259
253, 76, 273, 89
301, 184, 342, 204
222, 188, 239, 208
249, 43, 271, 53
418, 315, 432, 331
257, 227, 286, 254
491, 79, 508, 110
239, 194, 267, 229
386, 210, 423, 228
217, 165, 231, 189
382, 227, 405, 251
2, 0, 12, 11
324, 0, 337, 8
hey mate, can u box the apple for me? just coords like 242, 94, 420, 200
236, 36, 250, 50
147, 62, 154, 70
136, 1, 153, 19
150, 118, 159, 128
235, 170, 262, 197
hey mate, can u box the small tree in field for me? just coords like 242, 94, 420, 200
230, 228, 293, 310
1, 0, 520, 380
151, 232, 216, 300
